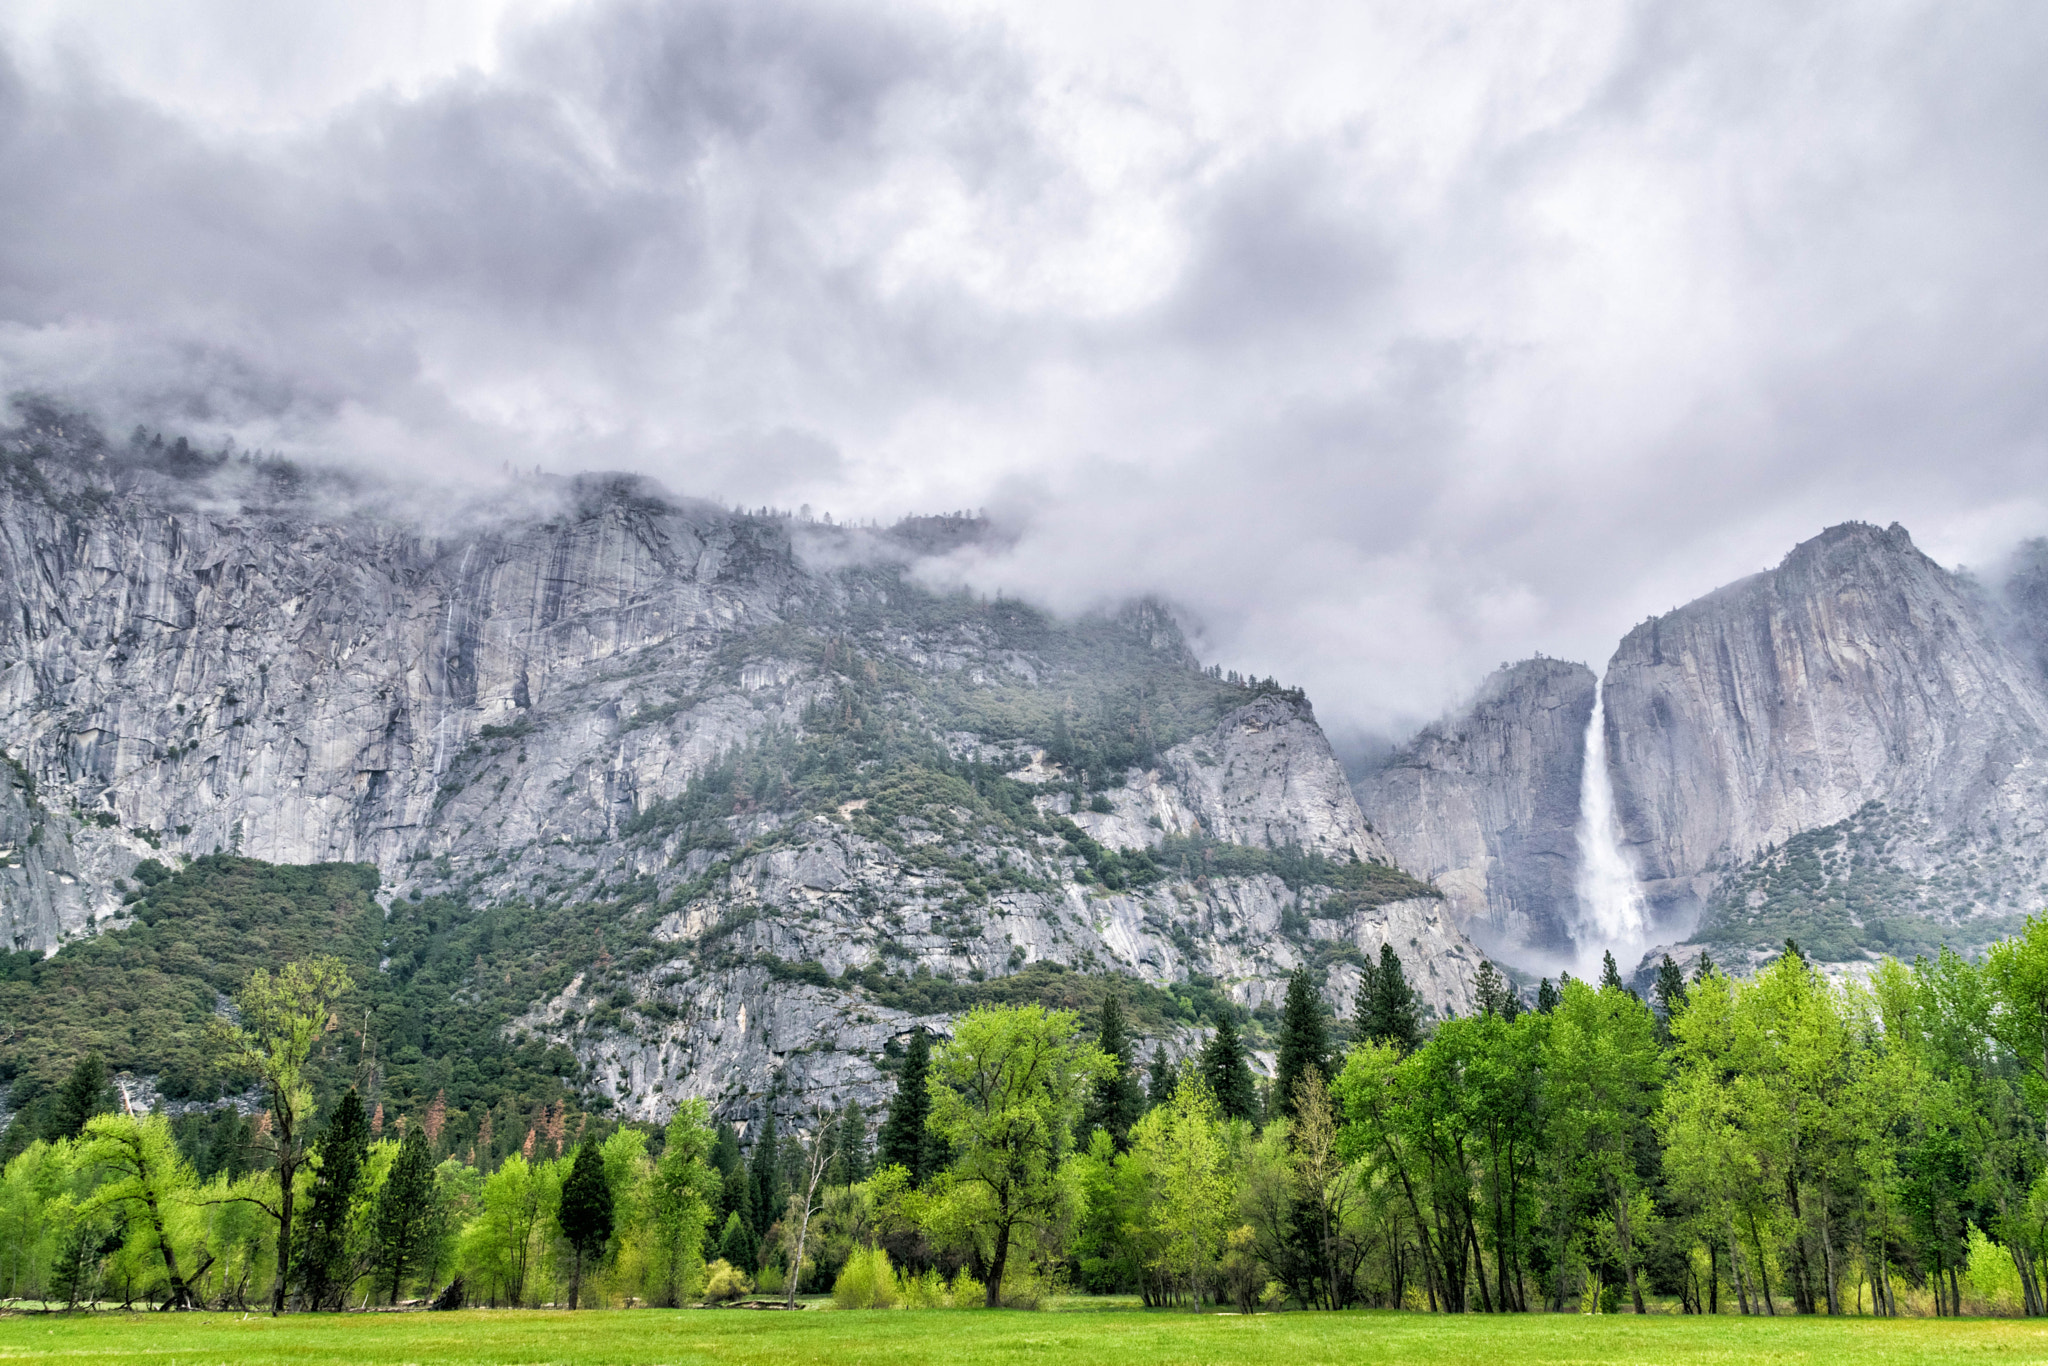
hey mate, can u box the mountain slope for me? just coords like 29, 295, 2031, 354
0, 408, 1480, 1134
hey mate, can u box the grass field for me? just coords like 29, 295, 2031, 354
5, 1307, 2048, 1366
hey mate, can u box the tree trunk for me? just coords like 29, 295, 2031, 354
984, 1217, 1012, 1308
569, 1246, 582, 1310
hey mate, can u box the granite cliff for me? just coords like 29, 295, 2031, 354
1358, 521, 2048, 976
0, 408, 1479, 1132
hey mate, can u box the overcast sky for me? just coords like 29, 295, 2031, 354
3, 0, 2044, 743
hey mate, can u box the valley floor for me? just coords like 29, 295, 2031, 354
4, 1307, 2047, 1366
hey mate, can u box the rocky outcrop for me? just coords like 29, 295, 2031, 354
1603, 522, 2048, 931
1354, 658, 1594, 954
0, 415, 1482, 1127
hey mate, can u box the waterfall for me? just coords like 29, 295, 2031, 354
1574, 684, 1649, 957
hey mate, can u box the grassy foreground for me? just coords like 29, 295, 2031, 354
6, 1308, 2048, 1366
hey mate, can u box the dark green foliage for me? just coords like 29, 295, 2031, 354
47, 1051, 112, 1140
1272, 970, 1331, 1122
1600, 951, 1625, 993
877, 1028, 933, 1182
1473, 961, 1518, 1021
749, 1111, 783, 1237
1082, 992, 1145, 1149
709, 1123, 749, 1226
1653, 954, 1688, 1019
374, 1126, 440, 1305
1693, 801, 2027, 962
299, 1088, 370, 1310
1200, 1012, 1258, 1122
1147, 1044, 1174, 1110
1536, 977, 1560, 1014
827, 1100, 868, 1186
716, 1210, 758, 1274
557, 1138, 615, 1309
0, 855, 629, 1167
1355, 944, 1422, 1053
837, 959, 1233, 1033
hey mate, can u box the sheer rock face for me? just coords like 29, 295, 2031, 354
0, 429, 1479, 1125
1603, 521, 2048, 926
1354, 659, 1595, 954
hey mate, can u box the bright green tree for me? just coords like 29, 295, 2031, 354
78, 1113, 203, 1308
648, 1100, 720, 1306
209, 955, 354, 1314
923, 1003, 1111, 1306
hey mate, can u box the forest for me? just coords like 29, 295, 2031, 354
9, 918, 2048, 1319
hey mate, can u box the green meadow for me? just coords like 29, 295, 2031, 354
5, 1309, 2048, 1366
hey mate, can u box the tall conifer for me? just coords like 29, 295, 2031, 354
1273, 969, 1331, 1122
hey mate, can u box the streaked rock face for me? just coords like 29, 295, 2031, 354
1603, 521, 2048, 928
1360, 520, 2048, 979
0, 419, 1480, 1128
1354, 658, 1594, 956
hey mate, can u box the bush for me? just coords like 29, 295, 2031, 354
1964, 1224, 2024, 1315
702, 1259, 752, 1302
947, 1268, 986, 1309
832, 1247, 899, 1309
899, 1266, 947, 1308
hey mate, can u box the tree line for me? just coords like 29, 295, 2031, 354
11, 925, 2048, 1315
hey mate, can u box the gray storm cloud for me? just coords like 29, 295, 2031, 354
2, 0, 2045, 742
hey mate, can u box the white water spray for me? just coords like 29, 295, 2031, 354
1574, 686, 1649, 965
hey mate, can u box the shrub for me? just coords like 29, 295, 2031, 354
832, 1247, 899, 1309
702, 1259, 752, 1302
899, 1266, 947, 1308
947, 1268, 985, 1308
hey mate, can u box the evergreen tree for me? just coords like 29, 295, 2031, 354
1536, 977, 1560, 1014
374, 1125, 438, 1305
1473, 961, 1513, 1020
1691, 951, 1718, 985
710, 1122, 747, 1222
1359, 944, 1422, 1053
716, 1209, 758, 1274
1199, 1012, 1258, 1122
557, 1137, 614, 1310
1273, 969, 1331, 1122
1653, 953, 1689, 1019
877, 1029, 933, 1181
749, 1111, 783, 1237
1600, 950, 1626, 993
828, 1099, 868, 1185
48, 1052, 112, 1141
1082, 992, 1145, 1149
299, 1088, 370, 1310
1147, 1044, 1175, 1110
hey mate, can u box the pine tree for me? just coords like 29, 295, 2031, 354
1273, 969, 1331, 1122
298, 1088, 370, 1309
557, 1138, 614, 1310
373, 1125, 438, 1305
717, 1209, 758, 1273
1147, 1044, 1174, 1110
1601, 950, 1626, 993
1691, 951, 1718, 985
1360, 945, 1423, 1053
1473, 961, 1513, 1020
828, 1100, 868, 1185
877, 1030, 933, 1181
749, 1111, 783, 1237
710, 1122, 746, 1222
1200, 1012, 1258, 1122
48, 1052, 112, 1141
1653, 954, 1689, 1020
1536, 977, 1560, 1014
1082, 992, 1145, 1149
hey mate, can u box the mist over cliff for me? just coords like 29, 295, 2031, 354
0, 406, 1479, 1130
